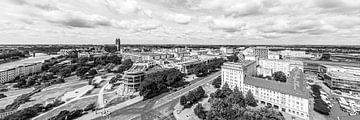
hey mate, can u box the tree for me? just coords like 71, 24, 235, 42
221, 82, 232, 97
122, 59, 133, 70
186, 90, 198, 105
0, 93, 7, 99
58, 67, 72, 77
245, 90, 257, 107
194, 103, 207, 119
76, 67, 90, 78
84, 103, 96, 111
180, 95, 187, 106
88, 69, 98, 76
273, 71, 287, 82
227, 54, 239, 62
212, 77, 221, 88
196, 86, 206, 99
314, 99, 330, 115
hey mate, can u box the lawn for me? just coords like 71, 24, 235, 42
0, 87, 34, 109
18, 83, 88, 109
34, 96, 98, 120
1, 87, 34, 97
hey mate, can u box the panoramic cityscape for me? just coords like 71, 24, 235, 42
1, 0, 360, 120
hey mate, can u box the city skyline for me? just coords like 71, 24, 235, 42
1, 0, 360, 45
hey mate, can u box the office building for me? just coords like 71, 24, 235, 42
221, 61, 256, 89
221, 62, 309, 120
324, 71, 360, 92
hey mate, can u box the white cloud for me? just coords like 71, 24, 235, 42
43, 10, 112, 28
167, 13, 192, 24
104, 0, 141, 14
209, 17, 246, 32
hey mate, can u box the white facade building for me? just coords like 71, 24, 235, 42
258, 59, 303, 76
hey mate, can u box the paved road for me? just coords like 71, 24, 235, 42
95, 71, 221, 120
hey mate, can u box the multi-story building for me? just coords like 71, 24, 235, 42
280, 50, 313, 58
253, 47, 269, 59
221, 61, 256, 89
323, 65, 360, 92
324, 71, 360, 92
222, 62, 309, 120
0, 62, 42, 83
220, 47, 234, 54
122, 64, 146, 93
258, 59, 303, 76
122, 52, 174, 62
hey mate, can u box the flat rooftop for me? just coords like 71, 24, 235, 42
327, 71, 360, 81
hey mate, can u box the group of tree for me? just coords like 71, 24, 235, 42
140, 68, 185, 99
191, 83, 284, 120
49, 102, 96, 120
311, 85, 330, 115
0, 50, 27, 60
0, 93, 7, 99
272, 71, 287, 82
74, 55, 122, 66
48, 109, 84, 120
211, 76, 221, 88
12, 73, 63, 89
113, 59, 134, 73
226, 54, 239, 62
180, 86, 206, 108
2, 99, 64, 119
194, 58, 225, 77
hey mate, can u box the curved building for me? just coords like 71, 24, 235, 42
122, 64, 146, 93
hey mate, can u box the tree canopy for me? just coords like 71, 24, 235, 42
273, 71, 287, 82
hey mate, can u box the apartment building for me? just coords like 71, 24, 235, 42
0, 62, 42, 83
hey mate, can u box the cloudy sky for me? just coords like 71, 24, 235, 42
1, 0, 360, 45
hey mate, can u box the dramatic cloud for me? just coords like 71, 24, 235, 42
0, 0, 360, 45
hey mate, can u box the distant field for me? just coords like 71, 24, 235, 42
34, 96, 98, 120
19, 83, 87, 109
